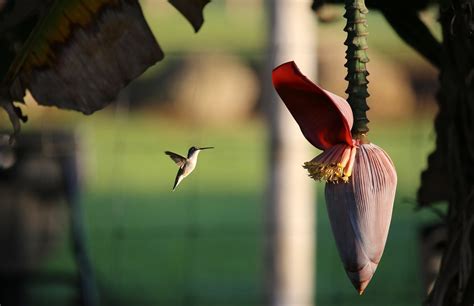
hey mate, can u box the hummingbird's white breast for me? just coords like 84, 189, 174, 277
183, 151, 200, 176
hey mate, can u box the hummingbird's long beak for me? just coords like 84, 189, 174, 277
198, 146, 214, 150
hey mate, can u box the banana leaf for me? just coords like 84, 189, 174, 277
0, 0, 210, 141
169, 0, 210, 32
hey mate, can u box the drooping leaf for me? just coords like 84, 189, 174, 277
169, 0, 210, 32
0, 0, 211, 140
4, 0, 164, 114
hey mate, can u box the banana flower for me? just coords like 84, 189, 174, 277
272, 61, 397, 294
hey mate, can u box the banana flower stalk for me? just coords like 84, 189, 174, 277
272, 61, 397, 294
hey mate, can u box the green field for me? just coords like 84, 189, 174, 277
29, 112, 439, 306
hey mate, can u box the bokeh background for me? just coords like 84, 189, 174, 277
0, 0, 443, 305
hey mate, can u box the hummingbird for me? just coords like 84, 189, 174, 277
165, 146, 214, 191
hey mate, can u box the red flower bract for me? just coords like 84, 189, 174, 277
273, 61, 357, 183
272, 61, 353, 150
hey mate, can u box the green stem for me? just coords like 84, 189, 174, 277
344, 0, 370, 138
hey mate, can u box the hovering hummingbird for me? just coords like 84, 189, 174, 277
165, 146, 214, 191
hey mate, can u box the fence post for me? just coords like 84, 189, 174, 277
265, 0, 317, 305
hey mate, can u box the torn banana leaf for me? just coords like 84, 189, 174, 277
5, 0, 163, 113
169, 0, 210, 32
0, 0, 210, 141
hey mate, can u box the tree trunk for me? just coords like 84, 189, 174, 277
419, 1, 474, 305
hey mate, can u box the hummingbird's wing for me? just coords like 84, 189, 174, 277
173, 167, 185, 191
165, 151, 186, 167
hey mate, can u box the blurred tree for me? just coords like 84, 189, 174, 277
312, 0, 474, 305
418, 1, 474, 305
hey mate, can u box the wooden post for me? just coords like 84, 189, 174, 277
265, 0, 317, 305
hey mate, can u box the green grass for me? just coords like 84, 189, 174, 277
29, 112, 439, 306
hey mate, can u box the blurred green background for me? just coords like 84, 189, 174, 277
7, 1, 442, 305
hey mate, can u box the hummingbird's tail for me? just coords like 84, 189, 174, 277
172, 174, 184, 191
